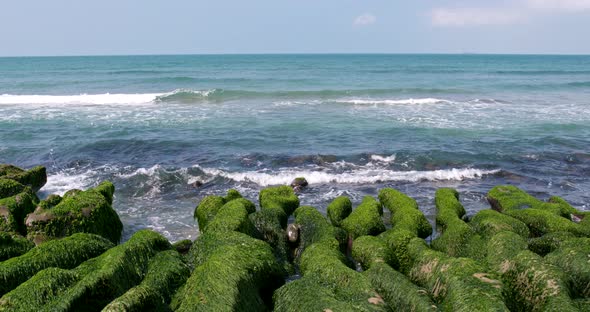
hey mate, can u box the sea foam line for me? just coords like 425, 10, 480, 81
196, 166, 499, 186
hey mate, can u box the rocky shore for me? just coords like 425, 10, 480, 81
0, 164, 589, 311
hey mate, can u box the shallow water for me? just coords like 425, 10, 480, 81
1, 54, 589, 241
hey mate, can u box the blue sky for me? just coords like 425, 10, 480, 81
1, 0, 590, 56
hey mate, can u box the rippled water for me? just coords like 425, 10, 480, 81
1, 54, 589, 241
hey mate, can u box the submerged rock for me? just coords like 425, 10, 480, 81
290, 177, 308, 191
286, 223, 299, 243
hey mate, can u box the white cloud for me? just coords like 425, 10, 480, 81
527, 0, 590, 11
431, 8, 525, 27
354, 13, 376, 26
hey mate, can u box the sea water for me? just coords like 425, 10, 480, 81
1, 54, 589, 241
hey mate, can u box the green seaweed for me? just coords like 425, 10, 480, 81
0, 165, 46, 193
364, 262, 437, 312
527, 231, 576, 256
293, 206, 347, 253
341, 196, 385, 239
545, 238, 590, 298
378, 188, 432, 239
0, 179, 27, 200
174, 231, 284, 312
249, 209, 291, 273
25, 181, 123, 243
102, 250, 190, 312
259, 186, 299, 227
0, 232, 34, 262
193, 195, 225, 231
0, 189, 38, 234
470, 209, 530, 239
326, 196, 352, 227
487, 186, 588, 237
203, 198, 257, 236
407, 238, 508, 311
484, 231, 528, 273
0, 233, 114, 297
351, 235, 395, 271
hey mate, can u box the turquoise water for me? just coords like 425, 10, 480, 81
1, 54, 589, 241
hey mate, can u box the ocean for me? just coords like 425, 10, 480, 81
1, 54, 589, 242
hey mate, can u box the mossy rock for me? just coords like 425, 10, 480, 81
470, 209, 530, 239
38, 194, 63, 210
352, 235, 396, 271
193, 189, 253, 231
0, 165, 47, 193
203, 198, 257, 236
0, 232, 34, 262
0, 229, 170, 311
378, 188, 432, 239
500, 250, 578, 312
527, 231, 576, 256
259, 185, 299, 227
485, 231, 528, 273
341, 196, 385, 239
363, 262, 437, 311
174, 231, 285, 312
431, 188, 486, 260
545, 238, 590, 298
294, 206, 347, 253
249, 209, 291, 273
0, 189, 38, 235
0, 179, 28, 200
0, 232, 114, 297
488, 185, 590, 237
102, 249, 190, 312
25, 181, 123, 244
407, 238, 508, 311
326, 195, 352, 227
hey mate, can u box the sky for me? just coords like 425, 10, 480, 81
1, 0, 590, 56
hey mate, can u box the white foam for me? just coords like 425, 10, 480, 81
337, 98, 451, 105
196, 165, 499, 186
370, 154, 396, 163
40, 169, 97, 195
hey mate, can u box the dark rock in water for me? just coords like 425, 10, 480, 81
0, 164, 47, 193
290, 177, 308, 191
172, 239, 193, 255
191, 180, 203, 188
287, 223, 299, 243
25, 181, 123, 244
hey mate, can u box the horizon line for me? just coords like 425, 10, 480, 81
2, 52, 590, 58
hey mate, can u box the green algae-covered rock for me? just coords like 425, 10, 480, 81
203, 198, 257, 236
0, 165, 46, 193
431, 188, 485, 261
259, 185, 299, 227
174, 231, 284, 312
102, 249, 190, 312
293, 206, 347, 252
37, 194, 63, 210
341, 196, 385, 239
485, 231, 528, 273
249, 209, 291, 272
352, 235, 395, 271
407, 238, 508, 311
0, 232, 114, 297
378, 188, 432, 239
544, 238, 590, 298
377, 189, 432, 273
0, 189, 38, 234
193, 189, 255, 231
527, 231, 576, 256
0, 179, 27, 200
25, 181, 122, 244
193, 195, 225, 230
327, 196, 352, 227
470, 209, 530, 239
487, 185, 588, 237
0, 232, 34, 262
171, 239, 192, 255
500, 250, 578, 312
0, 230, 170, 311
363, 262, 437, 312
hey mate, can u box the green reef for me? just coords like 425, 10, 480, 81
1, 163, 590, 311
